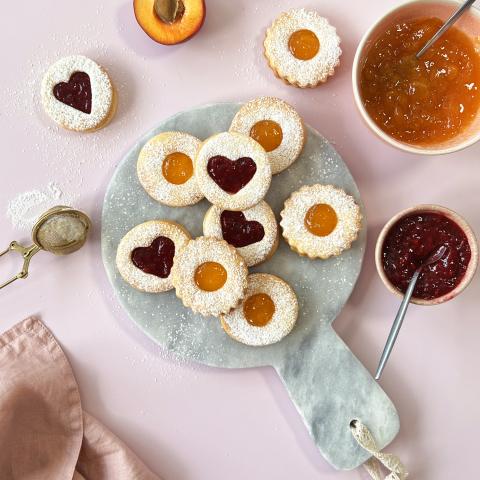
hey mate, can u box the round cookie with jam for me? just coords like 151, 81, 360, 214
280, 184, 362, 259
195, 132, 272, 211
220, 273, 298, 346
137, 131, 203, 207
264, 9, 341, 88
203, 201, 278, 267
41, 55, 116, 132
230, 97, 305, 174
116, 220, 191, 293
172, 237, 248, 317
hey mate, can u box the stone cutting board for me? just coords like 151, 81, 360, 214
101, 102, 399, 470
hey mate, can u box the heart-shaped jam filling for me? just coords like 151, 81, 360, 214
53, 71, 92, 114
131, 236, 175, 278
207, 156, 257, 194
220, 211, 265, 248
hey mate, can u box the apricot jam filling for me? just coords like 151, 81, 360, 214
360, 17, 480, 146
305, 203, 338, 237
288, 29, 320, 60
250, 120, 283, 152
162, 152, 193, 185
243, 293, 275, 327
194, 262, 227, 292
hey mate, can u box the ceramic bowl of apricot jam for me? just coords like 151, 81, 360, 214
375, 205, 478, 305
353, 0, 480, 154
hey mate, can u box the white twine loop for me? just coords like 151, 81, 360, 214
350, 419, 408, 480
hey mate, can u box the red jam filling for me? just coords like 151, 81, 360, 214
131, 236, 175, 278
382, 212, 471, 300
207, 156, 257, 194
53, 72, 92, 114
220, 210, 265, 248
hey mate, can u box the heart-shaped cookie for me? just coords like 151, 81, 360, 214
220, 210, 265, 247
131, 236, 175, 278
53, 71, 92, 114
207, 156, 257, 194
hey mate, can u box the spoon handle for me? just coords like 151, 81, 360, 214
416, 0, 477, 58
375, 269, 421, 380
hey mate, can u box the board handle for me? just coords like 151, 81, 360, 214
274, 325, 399, 470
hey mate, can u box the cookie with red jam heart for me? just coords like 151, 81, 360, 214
41, 55, 116, 132
203, 200, 278, 266
116, 220, 191, 292
195, 132, 271, 210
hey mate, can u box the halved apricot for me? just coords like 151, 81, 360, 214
134, 0, 206, 45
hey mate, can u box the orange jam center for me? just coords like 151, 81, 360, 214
288, 29, 320, 60
162, 152, 193, 185
194, 262, 227, 292
250, 120, 283, 152
305, 203, 338, 237
243, 293, 275, 327
360, 17, 480, 146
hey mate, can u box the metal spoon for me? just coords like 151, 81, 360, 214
0, 206, 91, 290
375, 245, 448, 380
416, 0, 477, 58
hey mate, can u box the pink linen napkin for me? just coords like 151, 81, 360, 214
0, 317, 161, 480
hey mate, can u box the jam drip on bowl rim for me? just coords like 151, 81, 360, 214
382, 212, 471, 300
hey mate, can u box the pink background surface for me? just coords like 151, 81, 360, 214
1, 0, 479, 478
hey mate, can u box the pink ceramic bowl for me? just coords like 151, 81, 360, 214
375, 204, 478, 305
352, 0, 480, 155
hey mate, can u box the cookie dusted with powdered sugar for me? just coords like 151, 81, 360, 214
116, 220, 191, 293
203, 201, 278, 267
230, 97, 305, 174
221, 273, 298, 346
41, 55, 116, 132
280, 184, 362, 259
195, 132, 272, 211
137, 132, 204, 207
264, 9, 341, 88
172, 237, 248, 317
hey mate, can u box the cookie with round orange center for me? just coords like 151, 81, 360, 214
137, 131, 203, 207
229, 97, 305, 174
172, 237, 248, 317
264, 9, 341, 88
116, 220, 191, 293
220, 273, 298, 346
194, 132, 272, 211
203, 200, 279, 267
280, 184, 362, 259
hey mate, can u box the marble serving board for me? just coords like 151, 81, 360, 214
101, 103, 399, 470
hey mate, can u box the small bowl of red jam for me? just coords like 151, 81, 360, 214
375, 205, 478, 305
352, 1, 480, 155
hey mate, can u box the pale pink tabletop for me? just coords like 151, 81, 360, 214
1, 0, 479, 478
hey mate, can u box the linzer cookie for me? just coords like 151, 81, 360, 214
116, 220, 190, 292
264, 9, 341, 88
220, 273, 298, 346
194, 132, 272, 210
41, 55, 116, 132
203, 201, 278, 267
280, 184, 361, 259
172, 237, 248, 317
137, 131, 203, 207
230, 97, 305, 174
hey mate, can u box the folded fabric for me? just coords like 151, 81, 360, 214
0, 317, 161, 480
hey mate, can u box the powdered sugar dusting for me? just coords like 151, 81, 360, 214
230, 97, 306, 174
221, 273, 298, 346
264, 9, 342, 87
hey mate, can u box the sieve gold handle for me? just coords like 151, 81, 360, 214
0, 241, 41, 290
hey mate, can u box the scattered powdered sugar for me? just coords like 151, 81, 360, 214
7, 182, 75, 230
229, 96, 306, 174
264, 9, 342, 87
221, 273, 298, 346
